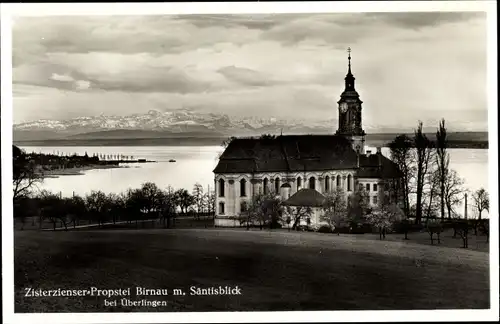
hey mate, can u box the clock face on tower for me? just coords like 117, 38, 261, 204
340, 102, 348, 113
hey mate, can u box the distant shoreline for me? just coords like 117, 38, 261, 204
14, 132, 489, 149
42, 164, 124, 178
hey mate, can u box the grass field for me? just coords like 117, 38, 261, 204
14, 228, 489, 312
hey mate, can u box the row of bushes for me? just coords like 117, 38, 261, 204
14, 182, 216, 231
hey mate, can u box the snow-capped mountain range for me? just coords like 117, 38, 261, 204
13, 109, 336, 141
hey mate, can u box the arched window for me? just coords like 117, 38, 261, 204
336, 175, 341, 187
325, 176, 330, 193
297, 177, 302, 189
219, 202, 225, 215
240, 179, 247, 197
309, 177, 316, 190
218, 179, 225, 197
347, 174, 352, 192
263, 178, 269, 194
275, 177, 280, 193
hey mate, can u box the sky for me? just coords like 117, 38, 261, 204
12, 12, 488, 131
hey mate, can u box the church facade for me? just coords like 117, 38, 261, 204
213, 50, 403, 227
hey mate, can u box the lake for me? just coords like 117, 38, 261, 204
19, 145, 489, 218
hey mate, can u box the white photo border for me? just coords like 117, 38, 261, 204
1, 1, 498, 323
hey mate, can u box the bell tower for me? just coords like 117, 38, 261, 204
335, 47, 365, 154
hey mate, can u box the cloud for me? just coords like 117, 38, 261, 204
217, 66, 282, 87
11, 12, 488, 131
50, 73, 74, 82
365, 12, 486, 30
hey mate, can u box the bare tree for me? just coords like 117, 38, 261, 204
192, 183, 204, 217
321, 187, 348, 235
284, 205, 313, 231
347, 185, 370, 228
423, 168, 440, 222
472, 188, 489, 220
413, 121, 434, 224
157, 190, 177, 228
426, 218, 443, 245
365, 203, 405, 240
443, 169, 464, 219
389, 134, 414, 217
435, 119, 450, 221
13, 146, 43, 200
85, 190, 110, 227
174, 189, 195, 214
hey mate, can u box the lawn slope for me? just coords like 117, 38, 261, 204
14, 229, 489, 312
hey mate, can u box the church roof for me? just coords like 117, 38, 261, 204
357, 153, 403, 179
214, 135, 358, 173
283, 189, 326, 207
213, 134, 403, 179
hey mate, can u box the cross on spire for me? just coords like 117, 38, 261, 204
347, 47, 352, 73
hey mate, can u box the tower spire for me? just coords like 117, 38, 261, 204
344, 47, 355, 91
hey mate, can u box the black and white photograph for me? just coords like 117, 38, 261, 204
1, 1, 498, 323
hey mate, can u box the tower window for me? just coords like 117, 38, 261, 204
240, 179, 246, 197
373, 184, 378, 192
325, 176, 330, 193
366, 183, 370, 191
275, 177, 280, 193
218, 179, 225, 197
263, 178, 269, 195
297, 177, 302, 189
347, 175, 352, 192
309, 177, 316, 190
219, 202, 225, 215
336, 175, 341, 187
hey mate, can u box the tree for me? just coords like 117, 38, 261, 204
365, 203, 405, 240
426, 218, 443, 245
347, 185, 370, 228
85, 190, 110, 226
435, 118, 450, 221
321, 187, 348, 235
174, 189, 195, 214
443, 169, 464, 219
38, 191, 69, 231
202, 189, 216, 217
157, 190, 177, 228
192, 183, 204, 216
13, 145, 43, 200
472, 188, 489, 220
125, 188, 145, 227
106, 193, 125, 224
139, 182, 163, 215
413, 121, 434, 224
389, 134, 414, 217
423, 168, 440, 222
246, 192, 283, 230
284, 205, 313, 231
67, 195, 87, 228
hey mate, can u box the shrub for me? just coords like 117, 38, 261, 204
317, 225, 334, 233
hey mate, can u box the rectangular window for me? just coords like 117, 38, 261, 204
373, 184, 378, 192
218, 179, 225, 197
373, 196, 378, 204
366, 183, 370, 191
219, 202, 225, 215
240, 180, 246, 197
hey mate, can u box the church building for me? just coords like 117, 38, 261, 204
213, 49, 403, 227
